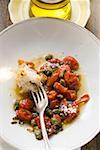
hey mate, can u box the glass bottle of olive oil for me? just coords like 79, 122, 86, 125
30, 0, 72, 20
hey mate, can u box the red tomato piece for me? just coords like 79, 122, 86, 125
16, 109, 33, 122
63, 56, 79, 70
47, 70, 60, 87
54, 82, 68, 95
66, 90, 77, 101
73, 94, 90, 106
19, 99, 33, 111
50, 99, 60, 109
48, 90, 57, 101
64, 72, 80, 91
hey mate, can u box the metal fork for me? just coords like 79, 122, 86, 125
31, 84, 50, 150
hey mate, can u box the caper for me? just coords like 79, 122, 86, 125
42, 70, 52, 76
11, 121, 17, 124
32, 112, 38, 118
45, 54, 53, 61
53, 109, 61, 114
55, 123, 62, 129
12, 116, 18, 120
54, 124, 63, 134
13, 101, 19, 111
59, 70, 65, 78
51, 118, 58, 125
59, 113, 65, 120
19, 120, 24, 125
60, 79, 66, 86
46, 70, 52, 76
57, 94, 64, 100
45, 108, 53, 117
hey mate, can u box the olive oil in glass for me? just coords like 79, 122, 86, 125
30, 0, 72, 20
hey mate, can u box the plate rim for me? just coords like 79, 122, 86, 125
8, 0, 91, 27
0, 17, 100, 150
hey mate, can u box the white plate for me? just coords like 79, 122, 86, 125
8, 0, 90, 27
0, 18, 100, 150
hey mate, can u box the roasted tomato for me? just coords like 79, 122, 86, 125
16, 109, 33, 122
19, 99, 33, 111
54, 82, 77, 100
48, 90, 57, 101
73, 94, 90, 106
64, 72, 80, 91
47, 70, 60, 87
47, 64, 71, 87
63, 56, 79, 70
54, 82, 68, 95
66, 90, 77, 101
50, 99, 60, 109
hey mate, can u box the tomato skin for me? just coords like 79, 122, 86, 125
63, 56, 79, 70
16, 109, 33, 122
48, 90, 57, 101
19, 99, 33, 111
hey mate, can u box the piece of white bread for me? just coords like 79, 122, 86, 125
16, 64, 41, 93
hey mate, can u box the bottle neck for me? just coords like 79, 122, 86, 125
39, 0, 63, 4
31, 0, 70, 9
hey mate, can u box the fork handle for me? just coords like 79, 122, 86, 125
40, 112, 50, 150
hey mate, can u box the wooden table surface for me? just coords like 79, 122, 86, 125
0, 0, 100, 150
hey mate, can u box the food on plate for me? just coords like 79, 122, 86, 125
16, 60, 41, 93
12, 54, 90, 140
